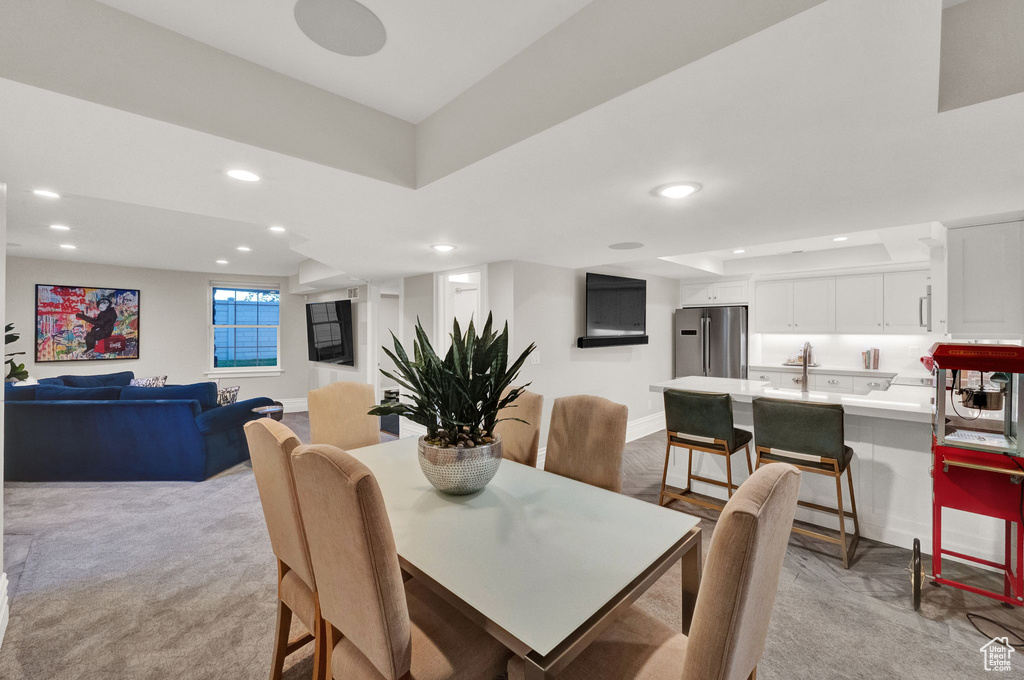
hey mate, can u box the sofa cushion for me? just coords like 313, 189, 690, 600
60, 371, 135, 388
36, 385, 122, 401
5, 384, 38, 401
121, 382, 218, 410
37, 377, 65, 386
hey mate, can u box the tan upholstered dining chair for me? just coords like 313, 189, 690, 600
508, 463, 801, 680
544, 395, 628, 492
493, 388, 544, 467
291, 443, 511, 680
244, 419, 327, 680
308, 381, 380, 450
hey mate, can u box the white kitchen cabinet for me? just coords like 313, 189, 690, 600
853, 376, 891, 393
754, 280, 794, 332
883, 270, 930, 334
680, 283, 713, 306
947, 221, 1024, 337
751, 370, 782, 387
680, 280, 749, 306
792, 278, 836, 333
814, 373, 854, 394
835, 274, 884, 334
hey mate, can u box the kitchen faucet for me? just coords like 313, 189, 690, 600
801, 341, 812, 393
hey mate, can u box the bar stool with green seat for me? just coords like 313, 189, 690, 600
659, 389, 753, 512
751, 397, 860, 568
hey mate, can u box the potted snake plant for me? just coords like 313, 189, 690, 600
369, 314, 535, 494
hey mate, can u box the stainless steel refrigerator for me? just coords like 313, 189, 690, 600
673, 306, 748, 378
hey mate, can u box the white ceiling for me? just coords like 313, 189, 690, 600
1, 0, 1022, 284
95, 0, 593, 123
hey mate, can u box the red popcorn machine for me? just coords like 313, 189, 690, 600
912, 343, 1024, 609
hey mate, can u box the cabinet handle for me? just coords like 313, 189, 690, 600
759, 375, 770, 380
867, 382, 880, 387
792, 377, 802, 383
828, 379, 840, 385
877, 323, 881, 327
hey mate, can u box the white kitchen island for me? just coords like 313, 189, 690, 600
650, 376, 1004, 563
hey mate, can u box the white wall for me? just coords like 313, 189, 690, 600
751, 333, 947, 373
508, 261, 676, 447
0, 183, 8, 647
306, 285, 373, 391
5, 256, 309, 401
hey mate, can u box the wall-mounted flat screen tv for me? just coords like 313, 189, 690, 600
306, 299, 354, 365
578, 273, 649, 348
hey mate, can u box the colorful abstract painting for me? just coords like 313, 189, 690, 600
35, 285, 140, 362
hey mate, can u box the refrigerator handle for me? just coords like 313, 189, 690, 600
704, 316, 712, 376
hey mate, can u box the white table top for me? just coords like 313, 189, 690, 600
650, 376, 934, 423
347, 438, 700, 657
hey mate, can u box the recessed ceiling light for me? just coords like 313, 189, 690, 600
733, 249, 745, 254
608, 242, 644, 250
653, 182, 701, 199
431, 244, 456, 252
50, 224, 71, 231
226, 169, 260, 182
269, 226, 286, 233
33, 189, 60, 199
236, 246, 251, 252
294, 0, 387, 57
833, 236, 848, 242
59, 244, 76, 250
216, 260, 228, 264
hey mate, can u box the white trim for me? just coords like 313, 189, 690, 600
277, 397, 308, 413
204, 369, 284, 379
0, 572, 9, 650
537, 411, 665, 469
401, 419, 427, 439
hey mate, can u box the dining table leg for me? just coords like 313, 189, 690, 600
680, 534, 702, 635
523, 656, 551, 680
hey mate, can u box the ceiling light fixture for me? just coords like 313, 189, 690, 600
226, 169, 260, 182
733, 249, 745, 254
33, 189, 60, 199
50, 224, 71, 231
269, 226, 286, 233
833, 236, 848, 242
216, 260, 228, 264
294, 0, 387, 57
653, 182, 701, 199
431, 244, 456, 252
237, 246, 251, 252
608, 242, 644, 250
59, 244, 76, 250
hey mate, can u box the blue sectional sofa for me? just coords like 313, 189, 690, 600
5, 371, 274, 482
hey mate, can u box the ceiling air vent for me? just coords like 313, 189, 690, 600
347, 287, 360, 300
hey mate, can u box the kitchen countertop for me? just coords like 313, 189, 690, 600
650, 376, 933, 423
749, 364, 897, 378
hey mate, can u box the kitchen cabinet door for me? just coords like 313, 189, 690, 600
754, 281, 793, 333
883, 270, 929, 334
712, 280, 749, 304
792, 278, 836, 333
947, 222, 1023, 337
680, 283, 713, 306
835, 274, 884, 334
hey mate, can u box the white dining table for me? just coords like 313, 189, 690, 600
348, 437, 703, 679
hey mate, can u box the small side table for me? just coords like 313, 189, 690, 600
252, 403, 284, 420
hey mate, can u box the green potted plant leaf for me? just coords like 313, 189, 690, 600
5, 323, 29, 383
369, 313, 536, 494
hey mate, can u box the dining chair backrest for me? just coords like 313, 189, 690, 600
493, 388, 544, 467
681, 463, 801, 680
308, 381, 381, 450
663, 389, 737, 449
291, 443, 411, 680
545, 395, 628, 492
244, 419, 316, 592
751, 397, 845, 459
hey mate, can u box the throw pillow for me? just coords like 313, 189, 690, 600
217, 385, 241, 406
129, 375, 168, 388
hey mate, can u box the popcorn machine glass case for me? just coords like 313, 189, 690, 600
914, 343, 1024, 610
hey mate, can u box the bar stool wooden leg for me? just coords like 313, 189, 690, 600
725, 445, 735, 497
744, 443, 753, 475
269, 599, 292, 680
659, 438, 673, 507
834, 463, 850, 569
312, 597, 328, 680
686, 447, 694, 494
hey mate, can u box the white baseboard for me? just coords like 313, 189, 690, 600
0, 572, 9, 650
277, 398, 308, 413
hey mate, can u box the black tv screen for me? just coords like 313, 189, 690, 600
306, 300, 354, 365
585, 273, 647, 337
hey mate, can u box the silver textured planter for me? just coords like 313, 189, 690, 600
417, 435, 502, 495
